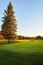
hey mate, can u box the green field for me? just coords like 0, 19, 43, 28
0, 40, 43, 65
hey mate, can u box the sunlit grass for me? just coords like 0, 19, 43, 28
0, 40, 43, 65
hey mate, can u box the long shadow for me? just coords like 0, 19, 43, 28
0, 41, 19, 45
0, 49, 43, 65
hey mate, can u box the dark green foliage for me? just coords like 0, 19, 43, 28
36, 36, 43, 40
1, 2, 17, 43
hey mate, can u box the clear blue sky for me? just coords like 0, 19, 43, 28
0, 0, 43, 36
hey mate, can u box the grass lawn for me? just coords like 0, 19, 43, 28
0, 40, 43, 65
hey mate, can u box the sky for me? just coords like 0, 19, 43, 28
0, 0, 43, 36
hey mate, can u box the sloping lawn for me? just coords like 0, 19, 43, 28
0, 40, 43, 65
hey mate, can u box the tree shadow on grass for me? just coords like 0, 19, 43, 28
0, 40, 19, 45
0, 49, 43, 65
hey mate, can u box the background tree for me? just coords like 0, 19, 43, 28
1, 2, 17, 43
36, 36, 43, 40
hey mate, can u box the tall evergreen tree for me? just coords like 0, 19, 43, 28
1, 2, 17, 43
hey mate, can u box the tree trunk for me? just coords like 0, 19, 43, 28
8, 39, 10, 43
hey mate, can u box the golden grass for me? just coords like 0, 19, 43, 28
0, 39, 43, 43
15, 40, 30, 42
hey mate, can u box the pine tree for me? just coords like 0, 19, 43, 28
1, 2, 17, 43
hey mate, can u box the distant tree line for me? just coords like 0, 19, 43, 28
0, 31, 43, 40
